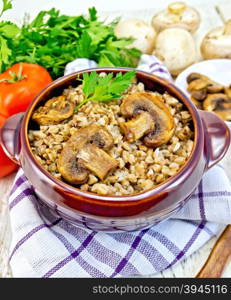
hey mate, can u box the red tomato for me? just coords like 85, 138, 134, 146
0, 63, 52, 116
0, 115, 18, 178
0, 113, 7, 127
0, 146, 18, 178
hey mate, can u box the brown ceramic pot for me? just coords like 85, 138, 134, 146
1, 68, 230, 231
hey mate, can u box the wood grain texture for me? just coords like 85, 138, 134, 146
196, 225, 231, 278
0, 173, 16, 278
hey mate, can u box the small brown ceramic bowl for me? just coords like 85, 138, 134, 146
1, 68, 230, 231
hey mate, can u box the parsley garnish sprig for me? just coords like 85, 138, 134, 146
76, 71, 136, 111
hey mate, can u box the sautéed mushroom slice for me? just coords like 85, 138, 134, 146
203, 94, 231, 121
120, 92, 175, 147
58, 124, 118, 184
186, 72, 231, 121
32, 96, 74, 125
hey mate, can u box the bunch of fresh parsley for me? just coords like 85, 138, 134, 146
0, 0, 20, 72
0, 1, 141, 78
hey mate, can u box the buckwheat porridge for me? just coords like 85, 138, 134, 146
28, 72, 194, 196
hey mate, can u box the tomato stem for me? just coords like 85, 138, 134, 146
0, 63, 27, 83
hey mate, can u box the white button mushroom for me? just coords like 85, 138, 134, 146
151, 1, 200, 33
114, 18, 157, 54
154, 27, 197, 76
201, 19, 231, 59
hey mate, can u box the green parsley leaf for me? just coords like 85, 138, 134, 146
97, 53, 115, 67
30, 10, 47, 28
76, 31, 96, 58
89, 7, 97, 21
0, 21, 20, 38
81, 71, 98, 98
76, 71, 136, 110
0, 36, 11, 72
0, 0, 12, 17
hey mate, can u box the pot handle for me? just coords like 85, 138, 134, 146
0, 113, 24, 165
199, 110, 230, 170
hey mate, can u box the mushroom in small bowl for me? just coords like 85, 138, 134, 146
186, 72, 231, 122
151, 1, 200, 33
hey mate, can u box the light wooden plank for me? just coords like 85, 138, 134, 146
0, 173, 16, 278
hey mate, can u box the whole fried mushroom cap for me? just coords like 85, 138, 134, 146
203, 93, 231, 121
32, 96, 74, 125
201, 19, 231, 59
120, 92, 175, 147
151, 1, 200, 33
58, 125, 118, 185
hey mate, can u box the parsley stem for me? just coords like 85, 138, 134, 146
75, 98, 89, 111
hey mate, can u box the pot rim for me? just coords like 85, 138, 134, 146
21, 67, 204, 203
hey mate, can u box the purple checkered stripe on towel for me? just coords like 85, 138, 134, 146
149, 62, 169, 75
8, 171, 225, 278
136, 54, 172, 81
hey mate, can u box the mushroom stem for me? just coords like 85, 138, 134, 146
168, 2, 186, 14
224, 19, 231, 35
120, 92, 175, 148
77, 144, 118, 180
119, 112, 155, 143
58, 125, 117, 184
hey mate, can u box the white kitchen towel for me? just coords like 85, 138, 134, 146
9, 55, 231, 277
64, 55, 173, 81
